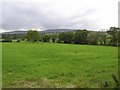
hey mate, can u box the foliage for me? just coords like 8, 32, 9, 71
58, 32, 74, 43
58, 32, 65, 43
42, 34, 50, 42
2, 34, 13, 41
2, 39, 12, 42
107, 27, 119, 46
50, 34, 58, 42
2, 27, 119, 46
12, 35, 17, 40
87, 32, 98, 45
72, 30, 88, 44
112, 75, 120, 89
27, 30, 40, 42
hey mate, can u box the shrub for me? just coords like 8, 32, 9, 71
2, 40, 12, 42
16, 40, 20, 42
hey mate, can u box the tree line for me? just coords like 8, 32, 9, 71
2, 27, 120, 46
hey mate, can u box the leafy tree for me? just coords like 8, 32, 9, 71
73, 30, 88, 44
50, 34, 58, 42
87, 32, 99, 45
21, 34, 27, 41
13, 35, 17, 40
98, 32, 107, 45
27, 30, 40, 42
42, 34, 50, 42
63, 32, 74, 43
2, 34, 12, 42
107, 27, 119, 46
58, 32, 65, 43
27, 30, 33, 41
118, 30, 120, 47
58, 32, 74, 43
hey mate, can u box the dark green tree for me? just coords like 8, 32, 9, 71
27, 30, 40, 42
58, 32, 65, 43
58, 32, 74, 43
107, 27, 118, 46
2, 34, 12, 42
73, 30, 88, 44
50, 34, 58, 42
42, 34, 50, 42
87, 32, 99, 45
12, 35, 17, 40
98, 32, 107, 45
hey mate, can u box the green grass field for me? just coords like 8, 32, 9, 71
2, 42, 118, 88
0, 43, 2, 89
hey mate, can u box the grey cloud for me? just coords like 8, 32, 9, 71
1, 2, 100, 31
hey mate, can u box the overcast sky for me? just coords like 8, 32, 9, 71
0, 0, 119, 33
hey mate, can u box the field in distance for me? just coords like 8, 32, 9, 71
2, 42, 118, 88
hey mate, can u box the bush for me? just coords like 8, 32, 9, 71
42, 34, 50, 42
16, 40, 20, 42
2, 40, 12, 42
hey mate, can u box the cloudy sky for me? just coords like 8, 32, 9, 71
0, 0, 119, 33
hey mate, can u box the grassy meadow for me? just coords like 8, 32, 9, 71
0, 43, 2, 89
2, 42, 118, 88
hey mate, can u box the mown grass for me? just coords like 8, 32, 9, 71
2, 42, 118, 88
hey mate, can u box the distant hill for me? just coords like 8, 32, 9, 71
1, 29, 75, 35
41, 29, 74, 34
1, 31, 27, 35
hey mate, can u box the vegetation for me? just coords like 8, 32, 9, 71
2, 42, 118, 88
2, 34, 12, 42
87, 32, 98, 45
107, 27, 119, 46
73, 30, 88, 44
27, 30, 40, 42
1, 27, 119, 46
58, 32, 74, 43
42, 34, 50, 42
50, 34, 58, 42
1, 27, 119, 88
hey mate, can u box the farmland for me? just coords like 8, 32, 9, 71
2, 42, 118, 88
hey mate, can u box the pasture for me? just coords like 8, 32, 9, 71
2, 42, 118, 88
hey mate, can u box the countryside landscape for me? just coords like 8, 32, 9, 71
1, 27, 119, 88
1, 0, 119, 88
